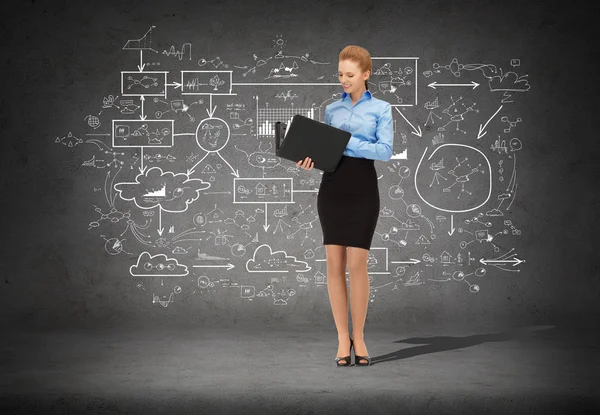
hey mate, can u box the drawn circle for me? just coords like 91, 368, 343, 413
193, 212, 207, 227
509, 138, 522, 152
398, 166, 410, 178
475, 268, 486, 277
231, 243, 246, 257
452, 270, 465, 281
414, 144, 492, 213
469, 284, 480, 293
174, 286, 182, 294
460, 241, 467, 249
86, 116, 100, 129
406, 204, 422, 218
388, 185, 404, 200
144, 262, 152, 271
197, 276, 210, 288
196, 117, 230, 153
395, 266, 406, 276
382, 233, 389, 241
104, 238, 124, 255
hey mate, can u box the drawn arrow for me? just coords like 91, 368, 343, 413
479, 257, 525, 267
139, 96, 146, 120
166, 81, 182, 89
138, 147, 146, 174
428, 81, 479, 89
137, 50, 145, 72
263, 203, 270, 232
448, 214, 455, 235
477, 105, 503, 139
157, 206, 164, 236
394, 107, 422, 137
390, 258, 421, 264
192, 264, 235, 270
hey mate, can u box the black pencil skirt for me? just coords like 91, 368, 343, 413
317, 155, 380, 250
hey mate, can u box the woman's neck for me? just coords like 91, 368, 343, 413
350, 87, 367, 103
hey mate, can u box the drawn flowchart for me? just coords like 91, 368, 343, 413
56, 26, 529, 307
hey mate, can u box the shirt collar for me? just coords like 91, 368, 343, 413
341, 89, 372, 101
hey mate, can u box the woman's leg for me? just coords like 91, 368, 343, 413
325, 244, 351, 363
347, 246, 371, 363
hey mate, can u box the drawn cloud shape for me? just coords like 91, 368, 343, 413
488, 71, 530, 92
130, 251, 189, 277
246, 244, 311, 273
114, 166, 210, 212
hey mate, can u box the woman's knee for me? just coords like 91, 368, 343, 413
346, 247, 368, 275
325, 245, 347, 275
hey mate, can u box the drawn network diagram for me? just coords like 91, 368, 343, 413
56, 26, 528, 307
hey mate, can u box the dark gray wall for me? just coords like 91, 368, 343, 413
2, 0, 598, 329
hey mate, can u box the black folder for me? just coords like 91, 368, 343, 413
275, 114, 351, 173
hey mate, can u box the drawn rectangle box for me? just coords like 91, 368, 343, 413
371, 57, 419, 107
121, 71, 168, 97
345, 247, 389, 275
112, 120, 174, 148
233, 178, 293, 203
181, 70, 233, 95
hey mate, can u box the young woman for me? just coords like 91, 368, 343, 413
297, 45, 394, 367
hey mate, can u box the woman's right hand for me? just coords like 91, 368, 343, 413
297, 157, 314, 170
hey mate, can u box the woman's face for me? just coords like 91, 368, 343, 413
338, 59, 370, 95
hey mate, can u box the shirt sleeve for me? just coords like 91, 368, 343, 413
324, 106, 332, 126
345, 103, 394, 161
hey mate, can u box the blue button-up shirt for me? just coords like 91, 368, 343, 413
324, 90, 394, 161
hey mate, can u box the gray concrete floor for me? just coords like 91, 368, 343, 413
1, 323, 598, 414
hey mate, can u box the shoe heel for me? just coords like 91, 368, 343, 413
354, 354, 371, 366
354, 339, 371, 366
334, 337, 353, 367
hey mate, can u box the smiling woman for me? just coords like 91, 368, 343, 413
297, 44, 395, 369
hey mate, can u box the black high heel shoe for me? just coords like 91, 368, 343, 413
335, 337, 353, 367
354, 339, 371, 366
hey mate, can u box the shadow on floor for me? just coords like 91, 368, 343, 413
370, 325, 556, 366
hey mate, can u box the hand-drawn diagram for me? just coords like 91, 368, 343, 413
56, 26, 528, 308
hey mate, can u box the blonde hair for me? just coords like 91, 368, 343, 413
339, 45, 372, 90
